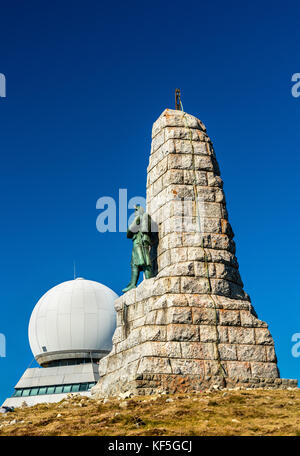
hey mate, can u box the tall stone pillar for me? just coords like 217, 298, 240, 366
92, 109, 297, 397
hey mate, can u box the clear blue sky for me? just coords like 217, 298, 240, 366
0, 0, 299, 403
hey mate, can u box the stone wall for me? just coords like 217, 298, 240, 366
92, 109, 297, 397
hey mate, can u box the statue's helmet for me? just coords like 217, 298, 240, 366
134, 204, 145, 214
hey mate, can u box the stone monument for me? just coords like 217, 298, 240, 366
92, 108, 297, 397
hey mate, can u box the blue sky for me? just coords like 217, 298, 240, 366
0, 0, 300, 403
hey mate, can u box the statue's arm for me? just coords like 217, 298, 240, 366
127, 215, 140, 238
141, 212, 151, 234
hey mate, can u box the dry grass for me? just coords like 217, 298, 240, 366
0, 388, 300, 436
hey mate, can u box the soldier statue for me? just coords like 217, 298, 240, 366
122, 205, 153, 293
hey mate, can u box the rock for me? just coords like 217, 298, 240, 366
119, 401, 128, 409
212, 384, 220, 390
118, 391, 133, 400
0, 406, 14, 414
134, 417, 146, 427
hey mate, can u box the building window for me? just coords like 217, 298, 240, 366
13, 390, 22, 397
12, 382, 97, 397
38, 387, 47, 395
47, 386, 55, 394
29, 388, 39, 396
62, 385, 72, 393
79, 383, 88, 391
55, 386, 63, 394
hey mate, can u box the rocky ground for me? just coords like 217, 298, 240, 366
0, 388, 299, 436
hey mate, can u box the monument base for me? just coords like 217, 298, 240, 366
94, 373, 297, 397
92, 278, 298, 398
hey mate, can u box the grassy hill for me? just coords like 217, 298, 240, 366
0, 388, 299, 436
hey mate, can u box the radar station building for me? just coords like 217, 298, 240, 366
2, 277, 117, 407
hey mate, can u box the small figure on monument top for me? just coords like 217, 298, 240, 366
122, 205, 153, 293
175, 88, 182, 110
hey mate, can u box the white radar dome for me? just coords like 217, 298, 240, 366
28, 278, 118, 365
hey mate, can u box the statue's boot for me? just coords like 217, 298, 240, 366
144, 266, 152, 279
122, 268, 139, 293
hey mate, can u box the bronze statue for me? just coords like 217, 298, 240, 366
122, 205, 153, 293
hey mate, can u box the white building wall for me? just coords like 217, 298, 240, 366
2, 391, 92, 408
